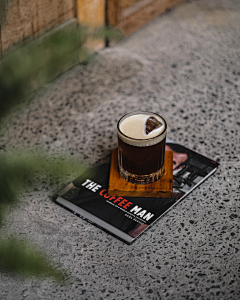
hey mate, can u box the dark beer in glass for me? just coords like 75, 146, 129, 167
117, 111, 167, 184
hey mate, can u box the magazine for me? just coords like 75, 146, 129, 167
55, 138, 219, 244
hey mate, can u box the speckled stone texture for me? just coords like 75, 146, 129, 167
0, 0, 240, 299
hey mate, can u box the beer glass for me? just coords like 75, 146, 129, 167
117, 111, 167, 184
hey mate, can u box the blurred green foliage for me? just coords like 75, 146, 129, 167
0, 28, 85, 279
0, 25, 88, 121
0, 150, 86, 224
0, 24, 123, 121
0, 237, 65, 280
0, 150, 85, 280
0, 2, 123, 280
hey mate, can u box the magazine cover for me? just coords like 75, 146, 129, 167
55, 139, 219, 244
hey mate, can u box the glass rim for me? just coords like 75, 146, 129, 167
117, 111, 167, 142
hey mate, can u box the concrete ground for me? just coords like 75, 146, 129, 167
0, 0, 240, 299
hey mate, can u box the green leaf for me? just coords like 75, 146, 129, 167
0, 237, 65, 280
0, 150, 86, 223
0, 25, 89, 121
92, 26, 124, 41
0, 1, 121, 280
0, 150, 86, 278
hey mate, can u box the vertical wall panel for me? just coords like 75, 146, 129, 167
120, 0, 140, 10
109, 0, 183, 36
1, 0, 75, 54
108, 0, 120, 27
77, 0, 105, 27
77, 0, 105, 50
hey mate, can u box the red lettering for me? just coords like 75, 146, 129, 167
99, 189, 111, 199
99, 189, 107, 196
99, 189, 133, 210
123, 202, 133, 209
113, 197, 123, 204
118, 199, 128, 207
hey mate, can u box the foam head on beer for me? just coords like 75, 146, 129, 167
119, 114, 165, 140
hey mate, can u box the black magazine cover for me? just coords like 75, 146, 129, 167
55, 139, 219, 244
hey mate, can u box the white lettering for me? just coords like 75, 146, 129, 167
137, 210, 147, 218
130, 205, 142, 214
143, 212, 154, 221
86, 182, 97, 190
82, 179, 91, 186
82, 180, 102, 192
92, 184, 102, 192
